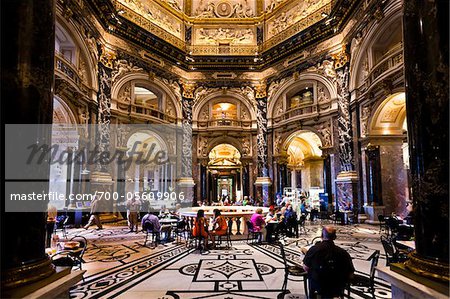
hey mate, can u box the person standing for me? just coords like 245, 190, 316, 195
126, 197, 141, 232
46, 204, 57, 248
84, 196, 103, 230
303, 225, 355, 298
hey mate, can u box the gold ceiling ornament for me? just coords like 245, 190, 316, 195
99, 45, 117, 69
181, 82, 197, 98
332, 44, 350, 70
254, 82, 267, 98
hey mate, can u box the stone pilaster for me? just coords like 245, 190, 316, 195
254, 83, 272, 206
333, 46, 358, 211
179, 82, 196, 205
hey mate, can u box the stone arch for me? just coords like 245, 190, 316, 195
267, 74, 337, 121
53, 96, 78, 125
193, 90, 257, 123
281, 129, 323, 158
368, 91, 406, 136
56, 15, 98, 91
111, 73, 182, 121
205, 136, 244, 156
349, 0, 403, 90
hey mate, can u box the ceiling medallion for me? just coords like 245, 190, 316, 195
215, 1, 233, 18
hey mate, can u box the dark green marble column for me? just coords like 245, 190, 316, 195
1, 0, 56, 290
403, 0, 449, 283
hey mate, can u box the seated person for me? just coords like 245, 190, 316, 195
303, 226, 355, 298
209, 209, 228, 247
192, 209, 209, 250
265, 207, 278, 242
142, 210, 172, 243
250, 208, 266, 242
242, 196, 249, 206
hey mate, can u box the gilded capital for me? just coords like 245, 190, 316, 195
254, 83, 267, 99
181, 82, 196, 99
99, 45, 116, 69
332, 44, 350, 70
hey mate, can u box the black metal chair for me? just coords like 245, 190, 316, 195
51, 235, 87, 273
377, 214, 387, 234
380, 236, 408, 266
215, 232, 232, 249
246, 220, 262, 243
348, 250, 380, 299
174, 219, 189, 244
143, 221, 160, 247
276, 241, 308, 297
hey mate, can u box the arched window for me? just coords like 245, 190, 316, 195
133, 86, 160, 110
55, 24, 76, 64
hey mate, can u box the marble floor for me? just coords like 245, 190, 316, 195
64, 221, 392, 299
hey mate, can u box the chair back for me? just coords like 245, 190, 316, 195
69, 235, 88, 262
310, 236, 322, 245
377, 214, 385, 223
299, 214, 307, 224
276, 242, 289, 271
143, 220, 155, 232
380, 236, 395, 264
369, 250, 380, 284
246, 220, 254, 232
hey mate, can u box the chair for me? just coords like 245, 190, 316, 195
55, 215, 69, 239
51, 235, 87, 273
215, 232, 232, 249
347, 250, 380, 299
377, 214, 386, 234
246, 220, 262, 243
380, 236, 408, 266
276, 242, 308, 297
143, 221, 160, 247
174, 219, 189, 244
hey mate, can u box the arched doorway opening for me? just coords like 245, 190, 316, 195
207, 144, 242, 204
124, 130, 174, 209
50, 98, 78, 210
364, 92, 409, 218
283, 131, 324, 207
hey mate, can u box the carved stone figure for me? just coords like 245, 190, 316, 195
111, 59, 143, 82
118, 84, 131, 103
318, 122, 332, 147
317, 85, 329, 103
195, 0, 254, 18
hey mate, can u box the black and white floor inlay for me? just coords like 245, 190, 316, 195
67, 222, 392, 299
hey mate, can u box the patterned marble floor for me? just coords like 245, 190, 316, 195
64, 221, 392, 299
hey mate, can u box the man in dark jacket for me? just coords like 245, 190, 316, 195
303, 225, 354, 298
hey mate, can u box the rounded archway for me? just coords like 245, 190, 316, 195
363, 92, 409, 218
206, 143, 243, 203
281, 130, 324, 208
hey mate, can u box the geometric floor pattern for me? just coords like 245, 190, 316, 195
66, 221, 393, 298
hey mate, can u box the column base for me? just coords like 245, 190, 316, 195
404, 252, 450, 283
254, 177, 272, 206
364, 205, 386, 224
335, 171, 358, 211
378, 264, 449, 298
1, 257, 55, 290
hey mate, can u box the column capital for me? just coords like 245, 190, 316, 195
99, 45, 116, 69
254, 82, 267, 99
332, 44, 350, 70
181, 82, 196, 99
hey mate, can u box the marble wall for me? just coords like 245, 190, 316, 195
379, 141, 409, 217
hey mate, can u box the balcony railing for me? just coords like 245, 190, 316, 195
129, 104, 176, 123
272, 100, 333, 124
197, 118, 252, 129
55, 52, 82, 87
365, 43, 403, 87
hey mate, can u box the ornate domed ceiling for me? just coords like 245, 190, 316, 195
87, 0, 358, 70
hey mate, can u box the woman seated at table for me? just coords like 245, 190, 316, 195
250, 208, 266, 242
192, 209, 209, 250
209, 209, 228, 248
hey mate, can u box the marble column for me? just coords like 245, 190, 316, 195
401, 0, 449, 284
90, 53, 115, 219
2, 0, 56, 290
322, 154, 332, 205
178, 82, 196, 205
254, 83, 272, 206
333, 48, 358, 211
